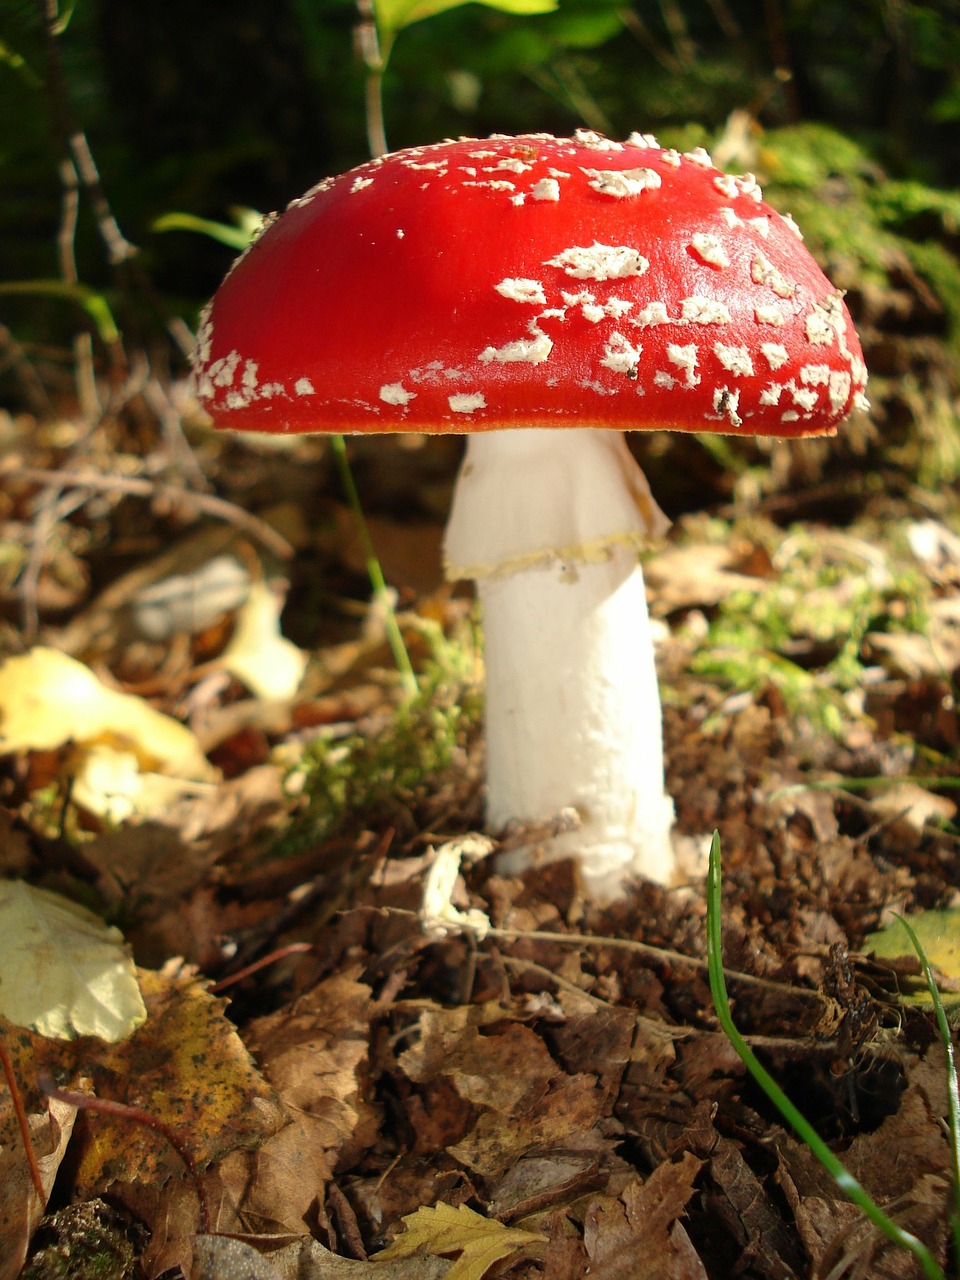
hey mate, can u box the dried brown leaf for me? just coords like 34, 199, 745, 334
194, 1233, 450, 1280
581, 1155, 706, 1280
0, 1096, 76, 1280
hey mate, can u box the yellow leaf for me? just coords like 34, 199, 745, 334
220, 581, 306, 700
0, 647, 217, 818
866, 909, 960, 1023
0, 647, 215, 780
378, 1202, 546, 1280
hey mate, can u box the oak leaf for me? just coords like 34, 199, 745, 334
379, 1202, 547, 1280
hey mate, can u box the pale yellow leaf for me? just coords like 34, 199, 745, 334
420, 838, 492, 940
0, 647, 215, 780
71, 742, 216, 822
220, 582, 307, 700
379, 1202, 546, 1280
0, 881, 146, 1041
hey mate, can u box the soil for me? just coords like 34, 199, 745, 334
1, 409, 959, 1280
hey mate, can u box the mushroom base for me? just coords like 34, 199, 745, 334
481, 547, 676, 900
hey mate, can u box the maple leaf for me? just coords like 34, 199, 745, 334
378, 1202, 547, 1280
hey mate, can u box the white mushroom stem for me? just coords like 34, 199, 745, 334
443, 427, 676, 901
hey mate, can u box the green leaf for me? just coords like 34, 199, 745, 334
151, 209, 263, 251
0, 38, 43, 88
0, 279, 119, 345
375, 0, 557, 44
866, 909, 960, 1022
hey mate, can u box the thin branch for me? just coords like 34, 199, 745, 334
36, 1, 136, 269
385, 905, 827, 1000
66, 129, 137, 266
0, 1037, 46, 1205
8, 465, 296, 560
0, 323, 53, 415
53, 142, 99, 416
54, 154, 80, 284
36, 0, 126, 400
20, 484, 89, 643
657, 0, 696, 66
618, 7, 683, 72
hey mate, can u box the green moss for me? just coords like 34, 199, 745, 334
690, 523, 931, 735
276, 623, 481, 855
758, 123, 960, 346
23, 1200, 142, 1280
902, 238, 960, 347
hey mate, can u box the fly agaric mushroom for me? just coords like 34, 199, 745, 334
193, 129, 868, 901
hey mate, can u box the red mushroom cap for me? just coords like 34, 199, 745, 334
194, 130, 867, 439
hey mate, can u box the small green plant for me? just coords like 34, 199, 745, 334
151, 208, 263, 252
277, 625, 480, 855
691, 523, 930, 735
359, 0, 558, 156
707, 830, 957, 1279
0, 279, 119, 345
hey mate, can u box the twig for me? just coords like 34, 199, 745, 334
657, 0, 696, 65
66, 129, 137, 267
210, 942, 315, 995
8, 465, 295, 561
53, 139, 99, 416
482, 922, 822, 998
618, 7, 683, 71
36, 0, 126, 402
0, 323, 52, 415
36, 0, 136, 270
0, 1038, 46, 1205
20, 485, 89, 643
385, 905, 826, 1000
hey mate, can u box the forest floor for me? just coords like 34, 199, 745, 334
2, 404, 960, 1280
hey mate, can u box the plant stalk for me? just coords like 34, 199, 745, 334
330, 434, 418, 698
706, 831, 947, 1280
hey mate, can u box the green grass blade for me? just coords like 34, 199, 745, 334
329, 434, 417, 699
151, 212, 254, 251
0, 279, 119, 345
706, 830, 946, 1280
892, 912, 960, 1265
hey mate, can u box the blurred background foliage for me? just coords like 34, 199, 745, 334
2, 0, 960, 501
